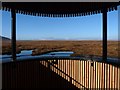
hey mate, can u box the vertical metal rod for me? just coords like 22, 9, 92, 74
11, 9, 16, 61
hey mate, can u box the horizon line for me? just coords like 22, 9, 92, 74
16, 39, 119, 41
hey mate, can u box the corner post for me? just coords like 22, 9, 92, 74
102, 6, 107, 89
11, 9, 16, 61
102, 7, 107, 62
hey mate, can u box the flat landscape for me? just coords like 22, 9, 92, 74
1, 40, 119, 58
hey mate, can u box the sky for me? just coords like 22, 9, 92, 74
1, 6, 119, 40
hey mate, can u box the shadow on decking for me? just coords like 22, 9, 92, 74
2, 60, 80, 89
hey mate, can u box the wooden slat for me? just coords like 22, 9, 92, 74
94, 62, 96, 88
118, 66, 120, 89
81, 60, 83, 88
79, 60, 82, 88
72, 60, 75, 85
108, 64, 110, 88
88, 61, 91, 88
60, 60, 62, 77
66, 60, 68, 81
113, 66, 115, 88
96, 62, 99, 89
118, 68, 120, 89
105, 63, 107, 88
114, 66, 118, 89
110, 64, 112, 88
63, 60, 65, 79
86, 61, 89, 88
84, 61, 87, 87
83, 61, 85, 88
69, 60, 71, 82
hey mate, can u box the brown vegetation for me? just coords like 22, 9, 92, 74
1, 40, 119, 58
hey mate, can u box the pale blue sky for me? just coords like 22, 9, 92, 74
1, 6, 119, 40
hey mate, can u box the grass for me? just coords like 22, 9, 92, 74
1, 40, 119, 58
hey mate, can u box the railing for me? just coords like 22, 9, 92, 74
40, 59, 120, 89
2, 57, 120, 89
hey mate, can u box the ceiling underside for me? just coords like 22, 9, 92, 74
2, 2, 120, 17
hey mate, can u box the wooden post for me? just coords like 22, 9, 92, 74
11, 9, 16, 61
102, 7, 107, 89
102, 7, 107, 62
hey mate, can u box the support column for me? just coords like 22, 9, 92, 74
102, 7, 107, 89
102, 8, 107, 62
11, 9, 16, 61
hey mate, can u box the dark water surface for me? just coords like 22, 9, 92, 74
0, 50, 74, 62
0, 50, 120, 64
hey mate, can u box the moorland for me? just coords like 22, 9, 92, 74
1, 40, 119, 58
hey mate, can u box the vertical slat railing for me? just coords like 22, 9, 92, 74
3, 59, 120, 89
40, 59, 120, 89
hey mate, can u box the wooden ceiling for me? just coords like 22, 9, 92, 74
2, 2, 120, 17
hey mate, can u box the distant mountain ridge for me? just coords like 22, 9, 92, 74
0, 36, 10, 41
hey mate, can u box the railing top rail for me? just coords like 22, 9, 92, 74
1, 56, 120, 67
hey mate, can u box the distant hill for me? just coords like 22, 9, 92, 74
0, 36, 10, 41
